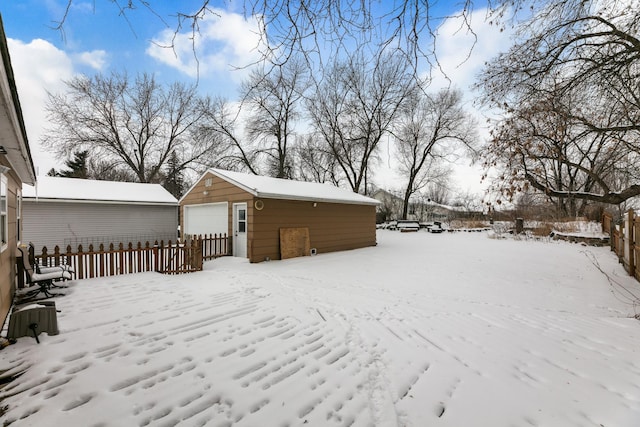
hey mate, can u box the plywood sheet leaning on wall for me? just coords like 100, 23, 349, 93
280, 227, 310, 260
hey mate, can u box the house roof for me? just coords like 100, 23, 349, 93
187, 168, 380, 206
23, 176, 178, 205
371, 189, 403, 202
0, 15, 36, 185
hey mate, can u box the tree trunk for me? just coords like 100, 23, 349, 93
402, 176, 415, 220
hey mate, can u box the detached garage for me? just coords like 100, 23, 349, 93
23, 176, 179, 251
180, 169, 380, 263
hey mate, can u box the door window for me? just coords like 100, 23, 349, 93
237, 208, 246, 233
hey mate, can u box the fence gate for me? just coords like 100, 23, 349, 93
603, 209, 638, 282
156, 239, 203, 274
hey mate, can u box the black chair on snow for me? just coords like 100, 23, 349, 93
18, 245, 72, 301
28, 242, 74, 277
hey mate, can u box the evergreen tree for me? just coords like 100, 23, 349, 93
47, 150, 89, 178
163, 151, 185, 198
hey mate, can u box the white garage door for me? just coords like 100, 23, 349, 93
184, 202, 228, 236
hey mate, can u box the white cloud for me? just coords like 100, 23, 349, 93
146, 8, 266, 82
8, 38, 75, 175
70, 1, 95, 14
7, 36, 114, 176
431, 8, 514, 93
73, 50, 108, 71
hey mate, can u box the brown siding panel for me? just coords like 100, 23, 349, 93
252, 199, 376, 263
0, 171, 19, 327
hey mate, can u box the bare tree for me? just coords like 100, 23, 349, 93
308, 51, 413, 193
87, 158, 136, 182
394, 88, 476, 218
483, 81, 630, 215
242, 60, 309, 178
426, 181, 452, 206
453, 190, 484, 218
200, 97, 260, 174
479, 0, 640, 206
293, 135, 341, 185
43, 71, 222, 183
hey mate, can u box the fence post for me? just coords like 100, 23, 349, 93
99, 243, 105, 277
127, 242, 134, 274
53, 246, 61, 267
88, 244, 95, 278
137, 242, 143, 273
118, 242, 125, 275
42, 246, 49, 267
77, 245, 84, 280
190, 237, 202, 271
629, 209, 636, 278
143, 242, 150, 272
609, 215, 615, 251
153, 242, 159, 273
109, 243, 115, 276
65, 245, 74, 273
635, 215, 640, 282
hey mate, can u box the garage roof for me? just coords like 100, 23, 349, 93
23, 176, 178, 205
203, 168, 380, 206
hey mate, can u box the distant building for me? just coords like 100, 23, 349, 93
22, 176, 179, 251
371, 188, 457, 222
180, 169, 380, 262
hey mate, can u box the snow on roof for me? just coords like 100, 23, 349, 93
206, 168, 380, 206
22, 176, 178, 205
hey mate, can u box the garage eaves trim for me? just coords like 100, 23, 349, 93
0, 16, 36, 185
187, 168, 380, 206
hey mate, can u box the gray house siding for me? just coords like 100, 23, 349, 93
23, 201, 179, 252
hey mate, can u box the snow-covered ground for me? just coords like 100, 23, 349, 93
1, 231, 639, 426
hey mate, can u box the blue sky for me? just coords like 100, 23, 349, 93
3, 1, 260, 96
2, 0, 510, 194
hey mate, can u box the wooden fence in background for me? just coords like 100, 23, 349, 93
186, 233, 231, 261
33, 234, 230, 280
603, 210, 639, 281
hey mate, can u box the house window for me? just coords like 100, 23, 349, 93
0, 173, 7, 250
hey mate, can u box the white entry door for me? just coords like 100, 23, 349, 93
232, 203, 247, 258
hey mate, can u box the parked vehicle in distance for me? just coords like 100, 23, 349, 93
428, 221, 444, 233
396, 220, 420, 232
419, 221, 445, 233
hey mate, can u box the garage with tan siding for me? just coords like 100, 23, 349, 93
180, 169, 380, 263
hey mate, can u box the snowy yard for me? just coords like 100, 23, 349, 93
1, 231, 640, 426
